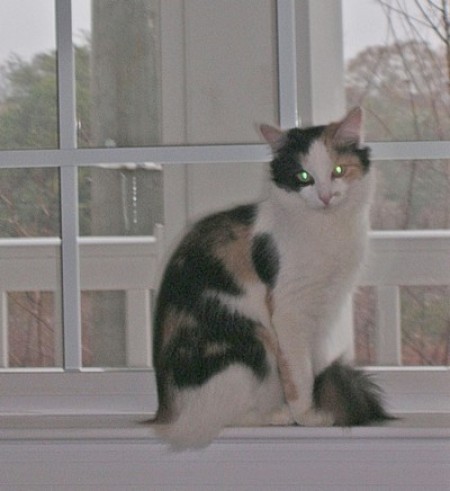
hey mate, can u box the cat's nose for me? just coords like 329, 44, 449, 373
319, 193, 332, 206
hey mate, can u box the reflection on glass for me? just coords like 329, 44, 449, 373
79, 166, 163, 236
372, 161, 450, 230
0, 0, 57, 149
343, 0, 450, 141
401, 286, 450, 366
73, 0, 278, 146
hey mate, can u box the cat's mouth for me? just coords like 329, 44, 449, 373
315, 192, 343, 210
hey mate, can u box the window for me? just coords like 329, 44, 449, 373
0, 0, 448, 416
344, 0, 450, 371
0, 0, 290, 413
343, 0, 450, 411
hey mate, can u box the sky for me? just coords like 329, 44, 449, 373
0, 0, 90, 65
342, 0, 389, 59
0, 0, 441, 67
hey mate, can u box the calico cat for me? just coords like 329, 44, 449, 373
152, 107, 390, 449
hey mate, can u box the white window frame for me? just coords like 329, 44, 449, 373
0, 0, 448, 416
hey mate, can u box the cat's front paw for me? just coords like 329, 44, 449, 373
294, 408, 335, 427
268, 405, 295, 426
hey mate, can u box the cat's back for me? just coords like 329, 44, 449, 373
160, 203, 258, 295
153, 204, 259, 346
152, 203, 273, 422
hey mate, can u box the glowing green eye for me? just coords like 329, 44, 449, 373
332, 164, 344, 178
297, 170, 314, 185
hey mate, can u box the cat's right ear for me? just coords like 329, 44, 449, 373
259, 124, 287, 152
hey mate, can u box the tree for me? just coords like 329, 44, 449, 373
349, 0, 450, 366
0, 46, 91, 238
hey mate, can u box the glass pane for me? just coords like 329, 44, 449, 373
0, 168, 62, 368
8, 292, 59, 368
73, 0, 278, 147
79, 164, 162, 368
353, 286, 377, 366
354, 285, 450, 367
0, 168, 61, 237
81, 291, 126, 367
0, 0, 57, 149
343, 0, 450, 141
79, 166, 163, 236
401, 286, 450, 366
371, 160, 450, 230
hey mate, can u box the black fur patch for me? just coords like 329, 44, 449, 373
162, 298, 268, 388
313, 361, 393, 426
270, 126, 325, 192
155, 205, 257, 317
252, 233, 279, 288
226, 203, 257, 226
270, 124, 371, 191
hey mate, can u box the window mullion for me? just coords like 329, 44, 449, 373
277, 0, 299, 128
295, 0, 345, 125
56, 0, 82, 370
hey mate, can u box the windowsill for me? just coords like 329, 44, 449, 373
1, 413, 448, 489
0, 412, 449, 442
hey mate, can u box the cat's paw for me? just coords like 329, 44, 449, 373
268, 405, 295, 426
294, 408, 335, 427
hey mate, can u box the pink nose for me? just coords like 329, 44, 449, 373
319, 193, 331, 206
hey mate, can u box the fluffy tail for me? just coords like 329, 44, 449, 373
145, 406, 229, 450
313, 361, 393, 426
148, 365, 263, 449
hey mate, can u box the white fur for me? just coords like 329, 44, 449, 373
157, 362, 286, 449
256, 150, 373, 425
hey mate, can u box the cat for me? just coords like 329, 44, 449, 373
151, 107, 390, 449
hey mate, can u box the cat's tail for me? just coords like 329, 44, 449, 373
313, 361, 394, 426
148, 365, 262, 450
144, 401, 226, 450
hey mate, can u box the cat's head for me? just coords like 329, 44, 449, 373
260, 107, 371, 211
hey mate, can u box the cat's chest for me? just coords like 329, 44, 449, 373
273, 216, 366, 280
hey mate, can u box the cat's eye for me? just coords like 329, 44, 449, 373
297, 170, 314, 185
332, 164, 344, 178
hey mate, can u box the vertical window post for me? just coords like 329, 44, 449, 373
56, 0, 82, 370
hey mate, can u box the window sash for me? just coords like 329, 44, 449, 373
0, 0, 448, 414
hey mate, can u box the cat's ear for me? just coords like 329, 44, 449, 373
333, 107, 364, 146
259, 124, 287, 151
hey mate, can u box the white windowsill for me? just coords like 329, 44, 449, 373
0, 412, 449, 442
0, 413, 448, 490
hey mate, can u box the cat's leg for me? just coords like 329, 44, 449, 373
231, 360, 293, 427
272, 310, 335, 427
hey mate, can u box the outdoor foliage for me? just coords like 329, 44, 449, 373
351, 0, 450, 366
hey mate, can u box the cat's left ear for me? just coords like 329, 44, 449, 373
333, 107, 364, 146
260, 124, 287, 152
